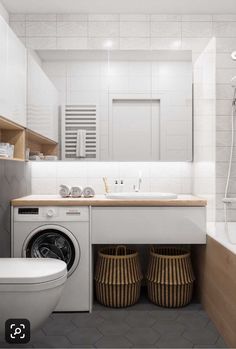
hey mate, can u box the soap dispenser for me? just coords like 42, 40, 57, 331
114, 180, 119, 193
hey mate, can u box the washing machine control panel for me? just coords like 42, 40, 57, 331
14, 206, 89, 222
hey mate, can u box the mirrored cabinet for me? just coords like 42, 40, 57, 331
0, 10, 194, 163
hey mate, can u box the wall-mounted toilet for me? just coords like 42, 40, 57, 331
0, 258, 67, 336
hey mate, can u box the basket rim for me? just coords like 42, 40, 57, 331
149, 248, 190, 259
98, 248, 139, 259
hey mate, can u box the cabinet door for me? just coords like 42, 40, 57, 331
27, 53, 58, 141
7, 27, 27, 126
0, 16, 8, 118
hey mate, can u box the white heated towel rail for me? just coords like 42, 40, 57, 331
62, 105, 98, 160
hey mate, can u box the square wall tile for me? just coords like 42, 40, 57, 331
120, 14, 150, 22
32, 178, 57, 194
31, 162, 57, 178
26, 14, 57, 21
88, 22, 119, 37
88, 14, 119, 21
25, 37, 57, 49
182, 15, 212, 22
57, 162, 87, 178
57, 14, 88, 21
182, 22, 213, 37
214, 21, 236, 37
120, 22, 150, 37
151, 22, 181, 37
57, 21, 88, 37
26, 21, 56, 37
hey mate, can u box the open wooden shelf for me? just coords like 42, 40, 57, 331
0, 115, 25, 161
26, 129, 58, 159
0, 116, 59, 161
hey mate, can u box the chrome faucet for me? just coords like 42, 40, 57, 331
133, 171, 142, 192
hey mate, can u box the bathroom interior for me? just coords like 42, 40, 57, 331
0, 0, 236, 348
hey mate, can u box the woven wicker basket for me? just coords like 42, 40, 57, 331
95, 245, 143, 308
146, 247, 195, 308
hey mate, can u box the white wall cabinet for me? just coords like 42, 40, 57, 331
27, 53, 58, 142
0, 15, 27, 127
0, 16, 8, 119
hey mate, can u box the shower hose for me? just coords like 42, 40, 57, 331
224, 87, 236, 243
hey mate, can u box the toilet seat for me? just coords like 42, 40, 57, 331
0, 258, 67, 291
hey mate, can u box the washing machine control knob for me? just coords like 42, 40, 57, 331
47, 209, 55, 217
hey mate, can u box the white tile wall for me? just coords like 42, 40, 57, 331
120, 21, 150, 37
26, 21, 57, 37
8, 12, 236, 221
150, 22, 181, 38
57, 21, 87, 37
31, 162, 192, 195
4, 13, 218, 54
182, 22, 213, 37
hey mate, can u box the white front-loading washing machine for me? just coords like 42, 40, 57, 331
12, 206, 91, 312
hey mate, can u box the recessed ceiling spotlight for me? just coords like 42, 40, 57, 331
231, 51, 236, 60
103, 40, 113, 50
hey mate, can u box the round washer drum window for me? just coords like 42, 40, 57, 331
26, 229, 76, 272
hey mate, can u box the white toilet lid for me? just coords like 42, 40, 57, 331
0, 258, 67, 284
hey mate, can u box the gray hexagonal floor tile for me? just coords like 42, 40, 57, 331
125, 327, 160, 347
72, 312, 105, 328
177, 311, 209, 329
205, 320, 220, 335
42, 316, 76, 335
32, 335, 72, 348
0, 342, 33, 348
97, 319, 130, 336
68, 327, 102, 346
157, 333, 193, 348
125, 311, 157, 328
98, 310, 129, 321
95, 335, 132, 348
149, 309, 179, 321
152, 319, 185, 336
183, 327, 219, 345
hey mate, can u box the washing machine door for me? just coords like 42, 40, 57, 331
23, 225, 80, 276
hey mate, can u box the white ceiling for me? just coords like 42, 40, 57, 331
2, 0, 236, 14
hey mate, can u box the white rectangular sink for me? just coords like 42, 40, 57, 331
106, 192, 178, 200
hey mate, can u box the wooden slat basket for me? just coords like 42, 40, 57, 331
146, 247, 195, 308
95, 245, 143, 308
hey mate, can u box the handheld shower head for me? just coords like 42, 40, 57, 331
231, 51, 236, 60
232, 76, 236, 88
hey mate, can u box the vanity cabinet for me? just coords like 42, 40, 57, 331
91, 207, 206, 244
0, 15, 27, 127
27, 53, 58, 142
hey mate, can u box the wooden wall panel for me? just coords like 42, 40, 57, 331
192, 237, 236, 348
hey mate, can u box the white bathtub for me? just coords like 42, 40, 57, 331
207, 222, 236, 254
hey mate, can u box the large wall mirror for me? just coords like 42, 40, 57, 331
38, 49, 193, 161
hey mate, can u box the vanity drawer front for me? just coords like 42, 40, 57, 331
91, 207, 206, 244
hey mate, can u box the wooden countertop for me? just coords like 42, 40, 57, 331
11, 195, 207, 207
